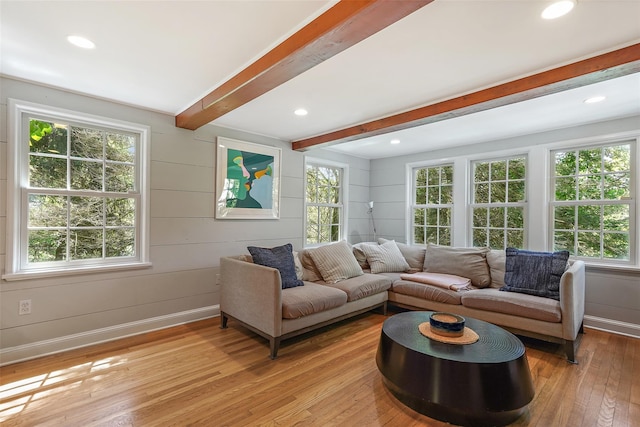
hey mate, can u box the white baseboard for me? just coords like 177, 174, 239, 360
0, 305, 220, 367
584, 315, 640, 339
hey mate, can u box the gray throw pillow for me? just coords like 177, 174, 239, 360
247, 243, 304, 289
500, 248, 569, 300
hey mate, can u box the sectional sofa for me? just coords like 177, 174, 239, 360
219, 240, 585, 362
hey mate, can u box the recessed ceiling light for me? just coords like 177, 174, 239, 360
67, 35, 95, 49
541, 1, 575, 20
390, 139, 400, 144
584, 96, 606, 104
294, 108, 308, 116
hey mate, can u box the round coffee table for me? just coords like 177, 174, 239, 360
376, 311, 534, 426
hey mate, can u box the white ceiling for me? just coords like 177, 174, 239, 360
1, 0, 639, 159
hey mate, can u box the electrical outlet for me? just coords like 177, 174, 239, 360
19, 299, 32, 315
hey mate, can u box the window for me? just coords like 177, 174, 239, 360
471, 156, 526, 249
551, 141, 635, 263
304, 160, 346, 246
411, 164, 453, 245
5, 100, 150, 279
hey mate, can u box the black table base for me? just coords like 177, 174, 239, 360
376, 311, 534, 427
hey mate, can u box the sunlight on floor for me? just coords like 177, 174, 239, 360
0, 356, 126, 422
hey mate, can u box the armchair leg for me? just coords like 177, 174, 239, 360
579, 322, 585, 334
269, 337, 281, 360
564, 339, 578, 364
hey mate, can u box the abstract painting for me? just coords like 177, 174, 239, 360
215, 137, 281, 219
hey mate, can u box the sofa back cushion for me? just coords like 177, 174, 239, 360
352, 242, 375, 270
486, 249, 506, 288
423, 244, 491, 288
292, 250, 304, 280
308, 240, 364, 284
299, 249, 324, 282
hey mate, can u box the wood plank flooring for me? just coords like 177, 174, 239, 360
1, 312, 639, 426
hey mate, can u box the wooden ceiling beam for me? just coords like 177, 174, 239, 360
292, 43, 640, 151
175, 0, 432, 130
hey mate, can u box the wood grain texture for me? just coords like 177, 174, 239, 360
292, 43, 640, 151
1, 312, 638, 426
175, 0, 432, 130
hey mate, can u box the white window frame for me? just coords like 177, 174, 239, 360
303, 157, 348, 247
548, 138, 637, 267
469, 155, 528, 250
4, 99, 151, 280
409, 163, 454, 246
402, 132, 639, 270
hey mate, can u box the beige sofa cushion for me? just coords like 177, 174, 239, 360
322, 273, 392, 302
486, 249, 506, 288
360, 240, 410, 273
309, 240, 363, 283
378, 238, 426, 270
391, 280, 463, 305
352, 242, 375, 270
292, 250, 304, 280
399, 272, 471, 291
299, 249, 324, 282
461, 288, 561, 322
424, 244, 491, 288
282, 282, 348, 319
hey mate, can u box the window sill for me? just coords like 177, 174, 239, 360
2, 262, 153, 281
584, 262, 640, 275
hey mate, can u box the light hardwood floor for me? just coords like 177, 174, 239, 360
1, 311, 639, 426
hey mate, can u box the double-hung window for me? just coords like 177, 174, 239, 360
471, 156, 527, 249
5, 100, 150, 279
551, 141, 635, 263
304, 160, 346, 246
411, 164, 453, 245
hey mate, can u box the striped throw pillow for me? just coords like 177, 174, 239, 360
308, 240, 363, 284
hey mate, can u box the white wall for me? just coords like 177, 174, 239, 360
369, 115, 640, 337
0, 77, 370, 364
2, 76, 637, 365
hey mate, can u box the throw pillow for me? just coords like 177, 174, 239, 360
501, 247, 569, 300
308, 240, 363, 283
247, 243, 304, 289
362, 240, 410, 273
424, 244, 491, 288
378, 238, 426, 270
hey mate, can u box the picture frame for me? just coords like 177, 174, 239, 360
215, 137, 281, 219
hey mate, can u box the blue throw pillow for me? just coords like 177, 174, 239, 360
247, 243, 304, 289
500, 248, 569, 300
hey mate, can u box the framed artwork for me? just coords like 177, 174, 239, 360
215, 137, 281, 219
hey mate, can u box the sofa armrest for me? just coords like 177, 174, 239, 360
559, 260, 586, 340
220, 257, 283, 338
